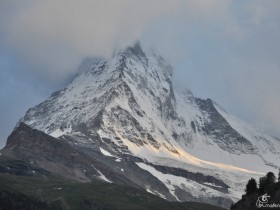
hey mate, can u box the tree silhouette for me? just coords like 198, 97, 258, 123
259, 176, 266, 193
266, 172, 276, 184
245, 178, 257, 195
259, 172, 276, 193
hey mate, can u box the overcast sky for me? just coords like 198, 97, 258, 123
0, 0, 280, 149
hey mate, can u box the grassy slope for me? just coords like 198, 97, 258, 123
0, 173, 181, 210
0, 156, 226, 210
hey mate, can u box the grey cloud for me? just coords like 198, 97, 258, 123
1, 0, 240, 82
1, 0, 180, 83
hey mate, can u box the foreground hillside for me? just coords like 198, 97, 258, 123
0, 156, 225, 210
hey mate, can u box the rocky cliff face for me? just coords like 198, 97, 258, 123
3, 43, 280, 209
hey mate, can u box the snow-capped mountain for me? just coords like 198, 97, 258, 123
10, 43, 280, 208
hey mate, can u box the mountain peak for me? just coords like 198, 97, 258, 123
124, 41, 146, 57
20, 45, 176, 137
113, 42, 173, 77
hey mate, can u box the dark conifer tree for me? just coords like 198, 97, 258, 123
266, 172, 276, 185
259, 172, 276, 193
259, 176, 266, 193
245, 178, 257, 195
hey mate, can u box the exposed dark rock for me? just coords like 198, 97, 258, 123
148, 163, 229, 193
195, 98, 255, 154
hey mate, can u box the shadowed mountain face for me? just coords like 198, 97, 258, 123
0, 156, 227, 210
2, 43, 280, 209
